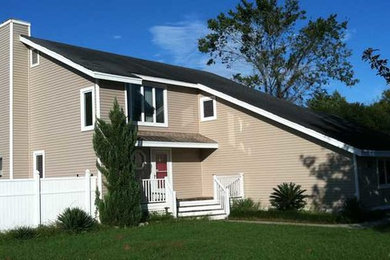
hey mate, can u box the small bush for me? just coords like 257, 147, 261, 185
230, 209, 342, 224
232, 198, 260, 211
340, 198, 387, 223
5, 226, 37, 240
270, 182, 308, 211
57, 208, 96, 233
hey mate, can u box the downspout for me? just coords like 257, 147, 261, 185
353, 154, 360, 200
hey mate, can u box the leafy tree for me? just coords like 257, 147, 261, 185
198, 0, 358, 103
93, 99, 142, 227
307, 90, 390, 134
362, 48, 390, 85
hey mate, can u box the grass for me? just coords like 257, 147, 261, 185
1, 220, 390, 259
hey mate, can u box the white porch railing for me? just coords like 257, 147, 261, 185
141, 178, 177, 217
213, 175, 230, 216
215, 173, 244, 198
141, 179, 166, 203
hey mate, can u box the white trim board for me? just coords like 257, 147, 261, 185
19, 37, 390, 157
0, 19, 31, 29
136, 141, 218, 149
9, 22, 13, 179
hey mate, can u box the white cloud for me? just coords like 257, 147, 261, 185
113, 35, 122, 40
149, 20, 251, 79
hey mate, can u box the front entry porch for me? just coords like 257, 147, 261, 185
135, 130, 244, 218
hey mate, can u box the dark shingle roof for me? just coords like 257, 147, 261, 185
22, 35, 390, 151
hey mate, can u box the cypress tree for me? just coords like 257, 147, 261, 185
93, 98, 141, 226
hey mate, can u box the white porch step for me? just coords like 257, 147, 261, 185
178, 204, 222, 212
178, 209, 226, 218
178, 199, 218, 207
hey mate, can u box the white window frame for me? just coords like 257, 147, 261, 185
30, 49, 39, 67
200, 96, 217, 121
126, 84, 168, 127
377, 159, 390, 189
80, 86, 96, 132
33, 150, 45, 178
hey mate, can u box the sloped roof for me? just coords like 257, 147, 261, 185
21, 35, 390, 152
137, 131, 217, 144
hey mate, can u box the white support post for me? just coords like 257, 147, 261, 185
213, 175, 217, 200
85, 170, 91, 215
172, 191, 177, 218
239, 173, 245, 198
34, 170, 41, 226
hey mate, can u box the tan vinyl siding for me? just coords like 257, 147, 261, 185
200, 95, 356, 210
172, 148, 203, 199
99, 80, 126, 121
12, 23, 29, 178
100, 83, 199, 133
0, 24, 10, 178
29, 53, 97, 177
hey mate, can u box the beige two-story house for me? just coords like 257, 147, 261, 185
1, 19, 390, 218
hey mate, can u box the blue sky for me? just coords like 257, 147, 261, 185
2, 0, 390, 104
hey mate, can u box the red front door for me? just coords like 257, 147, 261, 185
155, 152, 168, 179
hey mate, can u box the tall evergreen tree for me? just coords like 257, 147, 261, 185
93, 99, 141, 226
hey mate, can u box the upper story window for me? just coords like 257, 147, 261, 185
378, 159, 390, 187
126, 84, 168, 127
0, 157, 2, 177
80, 86, 95, 131
30, 49, 39, 67
200, 96, 217, 121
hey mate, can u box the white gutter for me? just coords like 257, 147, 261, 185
136, 141, 218, 149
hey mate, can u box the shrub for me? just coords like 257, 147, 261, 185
57, 208, 96, 233
230, 208, 341, 224
93, 99, 142, 227
5, 226, 37, 240
231, 198, 260, 211
269, 182, 308, 211
340, 197, 364, 222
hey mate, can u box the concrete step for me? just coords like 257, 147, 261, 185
178, 199, 218, 207
178, 209, 226, 217
209, 214, 228, 220
178, 204, 222, 212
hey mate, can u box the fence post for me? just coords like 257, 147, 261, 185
239, 173, 245, 198
97, 159, 103, 199
225, 188, 230, 216
213, 175, 217, 200
85, 170, 91, 215
34, 170, 41, 226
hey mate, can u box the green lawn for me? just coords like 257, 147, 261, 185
1, 220, 390, 259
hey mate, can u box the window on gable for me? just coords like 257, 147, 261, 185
200, 96, 217, 121
126, 84, 167, 126
80, 87, 95, 131
378, 159, 390, 187
31, 49, 39, 67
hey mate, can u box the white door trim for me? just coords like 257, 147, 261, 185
150, 148, 172, 185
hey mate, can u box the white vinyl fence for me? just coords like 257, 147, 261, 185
0, 170, 99, 231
